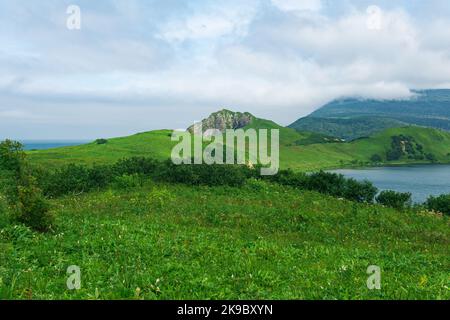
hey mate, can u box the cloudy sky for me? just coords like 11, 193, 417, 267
1, 0, 450, 139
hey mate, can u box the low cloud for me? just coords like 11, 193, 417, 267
1, 1, 450, 138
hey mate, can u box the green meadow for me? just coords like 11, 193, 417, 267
27, 125, 450, 171
1, 181, 449, 299
1, 123, 450, 300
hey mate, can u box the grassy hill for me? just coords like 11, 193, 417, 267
290, 89, 450, 140
27, 125, 450, 172
3, 112, 450, 300
1, 181, 448, 299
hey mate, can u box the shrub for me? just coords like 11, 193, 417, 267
425, 194, 450, 216
16, 181, 53, 232
343, 179, 378, 203
95, 139, 108, 145
112, 174, 144, 189
0, 193, 10, 228
386, 149, 402, 161
425, 153, 437, 162
306, 171, 347, 196
114, 157, 160, 176
163, 161, 251, 187
0, 170, 20, 204
87, 165, 114, 189
41, 164, 90, 197
376, 190, 412, 210
268, 169, 308, 188
0, 140, 25, 174
370, 154, 382, 163
268, 170, 377, 203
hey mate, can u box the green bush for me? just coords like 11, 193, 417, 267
266, 170, 377, 203
16, 182, 53, 232
112, 174, 144, 189
370, 154, 382, 163
41, 164, 90, 197
163, 161, 252, 187
0, 193, 10, 228
95, 139, 108, 145
113, 157, 160, 176
376, 190, 412, 210
425, 194, 450, 216
343, 178, 378, 203
425, 153, 437, 162
0, 140, 25, 174
40, 164, 113, 197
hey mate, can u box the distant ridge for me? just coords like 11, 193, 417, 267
289, 89, 450, 140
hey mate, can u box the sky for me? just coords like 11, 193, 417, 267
1, 0, 450, 139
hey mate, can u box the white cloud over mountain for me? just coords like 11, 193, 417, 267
1, 0, 450, 138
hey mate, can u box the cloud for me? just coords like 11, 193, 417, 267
1, 1, 450, 138
271, 0, 322, 12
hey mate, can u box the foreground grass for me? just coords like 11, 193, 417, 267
1, 181, 448, 299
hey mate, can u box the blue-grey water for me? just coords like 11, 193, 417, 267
330, 165, 450, 203
21, 140, 88, 151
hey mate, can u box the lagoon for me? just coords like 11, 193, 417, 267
330, 165, 450, 203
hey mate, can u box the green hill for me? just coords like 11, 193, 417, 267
3, 111, 450, 300
290, 89, 450, 140
27, 124, 450, 172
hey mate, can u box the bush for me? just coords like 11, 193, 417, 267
425, 153, 437, 162
425, 194, 450, 216
306, 171, 347, 196
0, 193, 10, 228
343, 178, 378, 203
266, 170, 377, 203
16, 182, 53, 232
40, 164, 114, 197
386, 149, 402, 161
95, 139, 108, 145
114, 157, 160, 176
163, 161, 251, 187
376, 190, 412, 210
0, 140, 25, 174
41, 164, 90, 197
370, 154, 383, 163
112, 174, 144, 189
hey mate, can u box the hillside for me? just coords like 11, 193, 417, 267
289, 89, 450, 140
27, 125, 450, 172
1, 181, 448, 299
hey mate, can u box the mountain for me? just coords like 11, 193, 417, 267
289, 89, 450, 140
187, 108, 339, 146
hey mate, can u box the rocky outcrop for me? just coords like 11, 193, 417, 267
188, 109, 254, 134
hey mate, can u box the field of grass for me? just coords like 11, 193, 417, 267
1, 181, 449, 299
27, 125, 450, 172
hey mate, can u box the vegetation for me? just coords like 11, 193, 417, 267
26, 126, 450, 172
1, 139, 449, 300
426, 194, 450, 216
376, 191, 412, 211
370, 154, 383, 163
95, 139, 108, 145
289, 116, 406, 141
0, 181, 449, 300
2, 107, 450, 300
385, 135, 432, 161
0, 140, 53, 232
289, 89, 450, 140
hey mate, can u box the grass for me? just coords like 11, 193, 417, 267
27, 125, 450, 172
1, 181, 449, 299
